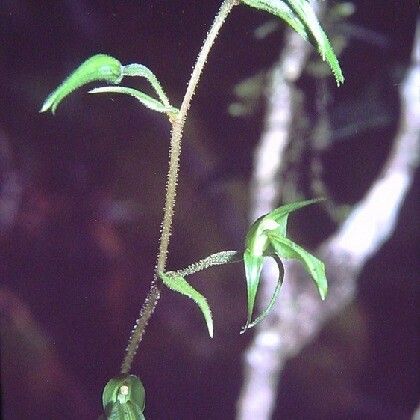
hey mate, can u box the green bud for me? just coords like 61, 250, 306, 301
102, 374, 145, 419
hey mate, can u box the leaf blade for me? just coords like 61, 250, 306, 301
122, 63, 171, 108
243, 248, 265, 327
89, 86, 179, 116
40, 54, 123, 114
268, 198, 324, 236
284, 0, 344, 85
160, 272, 214, 338
268, 232, 327, 299
241, 255, 283, 332
240, 0, 344, 85
241, 0, 309, 40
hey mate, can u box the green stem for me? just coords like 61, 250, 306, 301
121, 0, 239, 374
156, 0, 239, 274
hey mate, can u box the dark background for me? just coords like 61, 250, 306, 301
0, 1, 418, 419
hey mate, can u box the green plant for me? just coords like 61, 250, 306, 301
40, 1, 343, 418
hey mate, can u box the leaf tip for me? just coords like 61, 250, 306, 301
160, 271, 214, 338
208, 321, 214, 338
319, 284, 328, 300
336, 75, 345, 87
202, 297, 214, 338
40, 97, 54, 114
240, 322, 250, 335
88, 88, 102, 95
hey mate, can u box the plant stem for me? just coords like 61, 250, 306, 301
121, 285, 160, 374
156, 0, 239, 274
121, 0, 239, 374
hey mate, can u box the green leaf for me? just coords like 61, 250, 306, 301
122, 63, 172, 108
287, 0, 344, 85
102, 374, 145, 420
159, 271, 214, 338
267, 233, 327, 299
242, 0, 308, 40
243, 249, 264, 327
240, 0, 344, 85
40, 55, 178, 118
243, 211, 282, 328
40, 54, 123, 114
106, 402, 145, 420
241, 253, 283, 333
242, 198, 327, 331
268, 198, 323, 236
89, 86, 179, 117
243, 200, 320, 324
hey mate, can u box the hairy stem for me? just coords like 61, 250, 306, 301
121, 285, 160, 374
121, 0, 238, 374
157, 0, 239, 273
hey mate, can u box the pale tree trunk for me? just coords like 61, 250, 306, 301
236, 18, 419, 420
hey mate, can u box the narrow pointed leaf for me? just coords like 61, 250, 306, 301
241, 256, 284, 333
241, 0, 344, 85
122, 63, 171, 108
40, 54, 123, 114
90, 86, 179, 116
243, 249, 265, 327
241, 0, 308, 40
286, 0, 344, 85
268, 198, 323, 236
160, 272, 213, 338
268, 232, 327, 299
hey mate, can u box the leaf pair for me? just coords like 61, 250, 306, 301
40, 54, 178, 118
102, 374, 146, 420
241, 0, 344, 85
242, 199, 327, 332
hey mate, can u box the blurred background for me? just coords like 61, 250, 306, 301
0, 1, 418, 419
